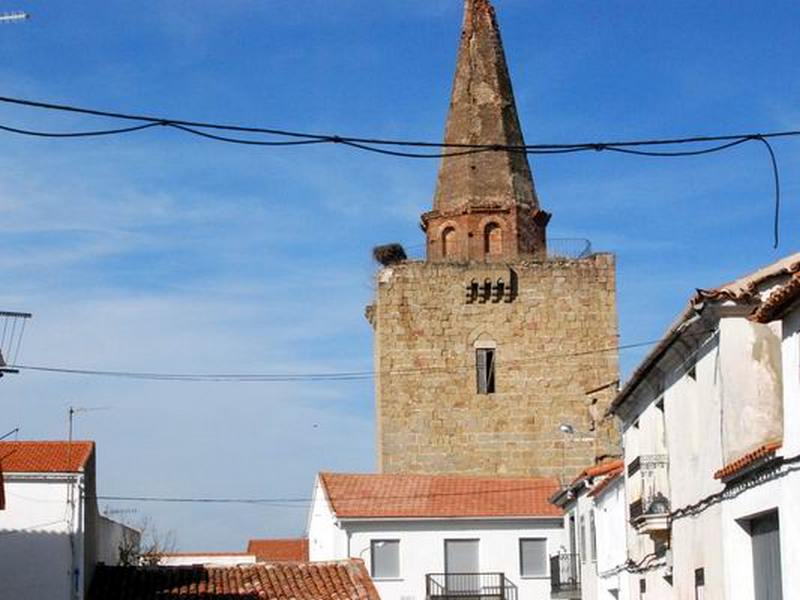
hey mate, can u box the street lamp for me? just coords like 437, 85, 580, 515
558, 422, 596, 486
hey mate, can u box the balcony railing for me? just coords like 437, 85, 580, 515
550, 554, 580, 598
426, 573, 514, 600
395, 239, 593, 262
628, 454, 671, 538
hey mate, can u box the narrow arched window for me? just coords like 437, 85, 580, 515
484, 223, 503, 256
442, 227, 457, 258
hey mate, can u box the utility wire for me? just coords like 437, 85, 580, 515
90, 481, 562, 506
8, 337, 664, 383
0, 95, 792, 245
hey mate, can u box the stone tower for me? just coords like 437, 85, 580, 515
367, 0, 619, 478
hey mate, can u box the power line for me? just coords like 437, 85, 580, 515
0, 95, 791, 245
90, 481, 562, 506
8, 337, 665, 383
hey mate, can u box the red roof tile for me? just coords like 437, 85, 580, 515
0, 441, 94, 473
319, 472, 561, 519
88, 559, 380, 600
750, 273, 800, 323
569, 459, 624, 485
696, 254, 800, 303
588, 467, 624, 498
247, 539, 309, 562
714, 441, 782, 481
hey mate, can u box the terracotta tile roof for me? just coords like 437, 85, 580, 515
696, 253, 800, 303
588, 467, 624, 498
714, 441, 782, 481
612, 253, 800, 415
750, 273, 800, 323
0, 441, 94, 473
570, 459, 624, 485
319, 472, 561, 519
247, 538, 309, 562
88, 559, 380, 600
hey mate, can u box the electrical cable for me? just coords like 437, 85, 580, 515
0, 95, 791, 245
7, 337, 668, 383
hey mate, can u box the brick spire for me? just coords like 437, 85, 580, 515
422, 0, 550, 262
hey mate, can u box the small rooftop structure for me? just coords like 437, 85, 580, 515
247, 538, 309, 563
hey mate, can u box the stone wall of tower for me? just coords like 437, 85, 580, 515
370, 254, 619, 478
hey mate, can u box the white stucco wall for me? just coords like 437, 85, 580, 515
307, 477, 348, 562
0, 474, 84, 600
96, 516, 140, 565
782, 305, 800, 456
307, 478, 564, 600
593, 478, 629, 600
344, 518, 564, 600
663, 334, 726, 599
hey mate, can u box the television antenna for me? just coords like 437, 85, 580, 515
0, 311, 32, 377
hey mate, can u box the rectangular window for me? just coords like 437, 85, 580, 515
371, 539, 400, 579
476, 348, 496, 394
445, 539, 480, 574
589, 510, 597, 562
639, 578, 647, 599
694, 568, 705, 600
750, 511, 783, 600
519, 538, 547, 577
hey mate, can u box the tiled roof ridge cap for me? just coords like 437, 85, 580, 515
570, 458, 624, 484
588, 467, 624, 498
713, 440, 783, 480
750, 272, 800, 323
695, 255, 800, 303
321, 471, 557, 481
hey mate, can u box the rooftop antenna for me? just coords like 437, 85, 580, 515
0, 311, 32, 377
0, 11, 29, 24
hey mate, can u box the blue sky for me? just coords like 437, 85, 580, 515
0, 0, 798, 550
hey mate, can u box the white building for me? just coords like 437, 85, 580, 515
609, 253, 800, 599
0, 440, 139, 600
307, 472, 565, 600
549, 460, 629, 600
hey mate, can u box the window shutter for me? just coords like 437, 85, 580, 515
519, 539, 546, 577
371, 540, 400, 579
476, 350, 488, 394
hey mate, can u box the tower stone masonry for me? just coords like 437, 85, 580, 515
367, 0, 619, 478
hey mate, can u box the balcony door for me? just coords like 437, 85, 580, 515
444, 539, 480, 593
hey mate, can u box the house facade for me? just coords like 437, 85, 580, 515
549, 461, 628, 600
609, 253, 800, 599
0, 440, 139, 600
307, 472, 565, 600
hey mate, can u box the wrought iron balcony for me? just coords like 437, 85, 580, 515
425, 573, 515, 600
627, 454, 671, 539
550, 553, 580, 599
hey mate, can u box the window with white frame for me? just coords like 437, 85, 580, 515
519, 538, 547, 577
371, 540, 400, 579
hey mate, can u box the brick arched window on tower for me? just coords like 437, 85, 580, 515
484, 222, 503, 257
442, 226, 458, 259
